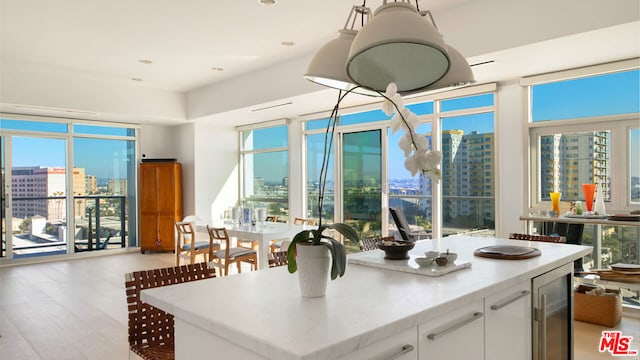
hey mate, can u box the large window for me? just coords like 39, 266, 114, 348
388, 122, 434, 238
303, 85, 497, 242
527, 66, 640, 211
441, 109, 495, 236
239, 123, 289, 221
0, 117, 137, 260
525, 63, 640, 276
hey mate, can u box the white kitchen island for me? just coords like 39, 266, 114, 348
141, 236, 592, 360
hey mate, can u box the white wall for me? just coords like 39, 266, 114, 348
191, 122, 239, 224
139, 124, 179, 160
174, 124, 196, 217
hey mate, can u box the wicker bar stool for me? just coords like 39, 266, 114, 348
125, 262, 216, 360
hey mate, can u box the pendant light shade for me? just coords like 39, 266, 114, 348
401, 45, 475, 95
305, 29, 358, 91
346, 1, 450, 93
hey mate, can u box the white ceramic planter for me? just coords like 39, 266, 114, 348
296, 243, 331, 298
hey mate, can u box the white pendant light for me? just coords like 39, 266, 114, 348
402, 45, 475, 96
346, 1, 450, 93
304, 5, 372, 92
304, 29, 359, 91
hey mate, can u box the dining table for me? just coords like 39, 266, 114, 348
194, 220, 309, 269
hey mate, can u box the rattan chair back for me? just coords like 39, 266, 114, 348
125, 262, 216, 360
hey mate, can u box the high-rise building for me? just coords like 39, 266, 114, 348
540, 131, 610, 200
108, 179, 127, 195
86, 175, 97, 194
11, 167, 86, 220
441, 130, 495, 227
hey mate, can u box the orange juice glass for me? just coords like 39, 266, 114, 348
549, 192, 561, 215
581, 183, 596, 212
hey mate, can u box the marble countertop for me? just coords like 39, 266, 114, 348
141, 236, 591, 360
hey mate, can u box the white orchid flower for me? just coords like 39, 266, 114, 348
425, 150, 442, 167
382, 83, 405, 116
382, 83, 398, 116
398, 133, 413, 157
383, 82, 442, 182
404, 154, 419, 177
404, 110, 420, 131
389, 113, 403, 134
413, 134, 429, 152
385, 82, 397, 97
428, 168, 442, 181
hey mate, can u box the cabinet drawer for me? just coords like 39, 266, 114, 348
418, 298, 484, 360
336, 327, 417, 360
485, 283, 531, 360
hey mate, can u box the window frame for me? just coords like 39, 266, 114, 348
300, 83, 497, 239
0, 113, 139, 261
237, 119, 290, 220
523, 60, 640, 213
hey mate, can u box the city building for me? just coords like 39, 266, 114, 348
11, 167, 86, 220
540, 132, 610, 200
107, 178, 128, 195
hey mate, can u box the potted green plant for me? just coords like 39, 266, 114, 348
286, 88, 361, 297
287, 83, 441, 297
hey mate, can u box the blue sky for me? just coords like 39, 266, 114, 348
8, 135, 132, 180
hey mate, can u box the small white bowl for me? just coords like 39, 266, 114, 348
424, 251, 439, 259
415, 257, 435, 267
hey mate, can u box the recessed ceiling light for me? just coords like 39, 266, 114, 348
259, 0, 276, 5
281, 41, 295, 46
132, 78, 143, 82
139, 59, 153, 64
211, 67, 224, 71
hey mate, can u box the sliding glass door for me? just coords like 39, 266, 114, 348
10, 136, 69, 258
1, 117, 138, 261
341, 129, 382, 251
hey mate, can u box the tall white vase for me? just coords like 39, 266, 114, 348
296, 243, 330, 298
594, 183, 606, 215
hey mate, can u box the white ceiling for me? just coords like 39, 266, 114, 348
1, 0, 639, 126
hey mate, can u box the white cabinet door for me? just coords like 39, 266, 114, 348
418, 298, 484, 360
485, 283, 531, 360
336, 327, 418, 360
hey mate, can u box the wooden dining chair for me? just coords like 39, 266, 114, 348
508, 233, 566, 243
125, 262, 216, 360
239, 215, 279, 250
268, 250, 288, 268
175, 221, 219, 266
294, 217, 317, 226
207, 226, 258, 276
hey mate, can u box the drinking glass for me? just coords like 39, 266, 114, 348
581, 184, 596, 212
549, 192, 561, 216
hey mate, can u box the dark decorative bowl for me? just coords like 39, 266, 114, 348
377, 240, 415, 260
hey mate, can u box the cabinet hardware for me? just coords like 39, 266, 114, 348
427, 312, 484, 340
490, 290, 530, 310
385, 344, 414, 360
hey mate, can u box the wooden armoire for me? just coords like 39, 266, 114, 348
139, 162, 182, 253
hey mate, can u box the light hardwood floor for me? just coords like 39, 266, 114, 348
1, 251, 638, 359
